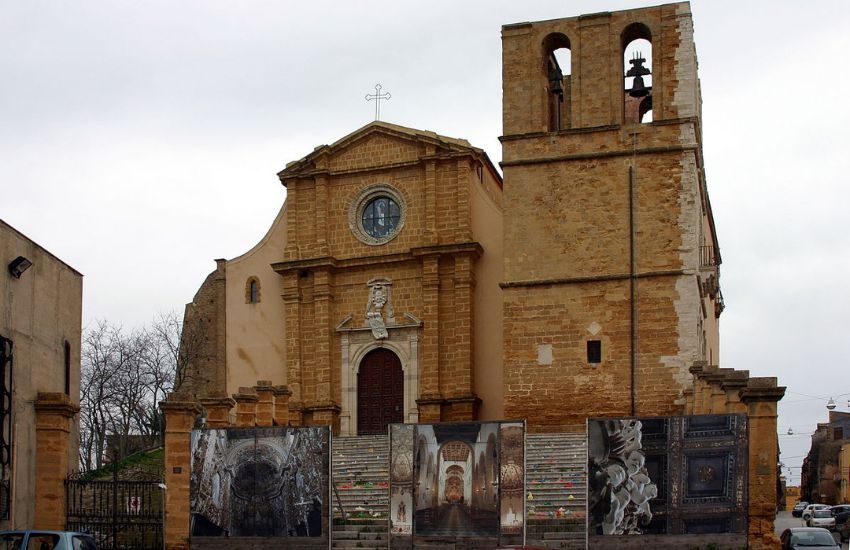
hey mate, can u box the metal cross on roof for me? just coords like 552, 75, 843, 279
365, 83, 391, 121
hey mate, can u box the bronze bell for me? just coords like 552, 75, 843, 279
548, 64, 564, 96
629, 75, 649, 97
626, 52, 651, 98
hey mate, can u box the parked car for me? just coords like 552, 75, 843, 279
807, 509, 836, 529
793, 501, 810, 517
802, 503, 831, 521
0, 531, 97, 550
780, 527, 840, 549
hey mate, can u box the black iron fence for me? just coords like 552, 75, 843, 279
66, 473, 163, 550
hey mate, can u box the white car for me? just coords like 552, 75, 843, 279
802, 504, 831, 521
807, 508, 836, 529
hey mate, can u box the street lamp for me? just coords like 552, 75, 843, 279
827, 398, 836, 411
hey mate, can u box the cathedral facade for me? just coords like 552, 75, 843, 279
182, 2, 724, 437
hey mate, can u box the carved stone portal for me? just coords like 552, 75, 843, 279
336, 280, 422, 435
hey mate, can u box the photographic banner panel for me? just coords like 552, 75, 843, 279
587, 414, 747, 549
389, 420, 525, 548
189, 426, 330, 546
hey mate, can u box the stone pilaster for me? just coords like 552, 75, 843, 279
33, 392, 79, 530
233, 387, 258, 427
254, 381, 275, 427
740, 379, 785, 550
160, 396, 203, 550
272, 385, 292, 426
199, 392, 235, 428
418, 254, 442, 421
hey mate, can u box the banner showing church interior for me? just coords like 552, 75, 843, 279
587, 414, 747, 547
389, 421, 525, 548
189, 426, 329, 543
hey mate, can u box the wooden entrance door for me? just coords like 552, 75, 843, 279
357, 348, 404, 435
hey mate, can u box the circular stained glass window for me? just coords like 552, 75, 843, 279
361, 196, 401, 239
349, 183, 407, 245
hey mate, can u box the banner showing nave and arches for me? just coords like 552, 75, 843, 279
389, 421, 525, 548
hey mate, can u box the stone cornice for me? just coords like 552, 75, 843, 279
501, 269, 685, 289
273, 242, 483, 275
34, 393, 80, 417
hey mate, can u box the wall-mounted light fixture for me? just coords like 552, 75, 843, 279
7, 256, 32, 279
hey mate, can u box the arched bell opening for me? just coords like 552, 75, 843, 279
543, 32, 572, 131
622, 23, 653, 124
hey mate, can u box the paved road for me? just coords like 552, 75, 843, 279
775, 511, 848, 549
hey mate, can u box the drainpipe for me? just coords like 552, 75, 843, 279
629, 166, 637, 416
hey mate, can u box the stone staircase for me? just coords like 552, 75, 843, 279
329, 432, 588, 549
524, 432, 587, 549
331, 435, 390, 549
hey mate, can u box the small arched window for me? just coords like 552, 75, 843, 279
622, 23, 653, 124
245, 277, 260, 304
543, 33, 572, 131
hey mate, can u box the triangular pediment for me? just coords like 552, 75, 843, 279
277, 121, 484, 180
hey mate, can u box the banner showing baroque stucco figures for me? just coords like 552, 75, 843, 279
389, 423, 414, 549
389, 421, 525, 546
587, 414, 747, 540
190, 426, 329, 539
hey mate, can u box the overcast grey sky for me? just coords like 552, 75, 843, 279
2, 0, 848, 483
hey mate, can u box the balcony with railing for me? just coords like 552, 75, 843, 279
700, 245, 721, 269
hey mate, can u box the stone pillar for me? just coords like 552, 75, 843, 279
233, 387, 258, 427
689, 362, 707, 414
722, 372, 749, 414
160, 397, 203, 550
199, 392, 235, 428
740, 378, 785, 550
273, 385, 292, 426
698, 365, 716, 414
33, 392, 79, 530
254, 381, 275, 427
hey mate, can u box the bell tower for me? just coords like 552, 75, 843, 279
500, 2, 723, 430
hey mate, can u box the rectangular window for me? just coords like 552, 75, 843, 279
587, 340, 602, 364
834, 427, 843, 440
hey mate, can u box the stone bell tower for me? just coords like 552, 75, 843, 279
500, 2, 723, 431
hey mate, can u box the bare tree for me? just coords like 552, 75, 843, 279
78, 311, 193, 472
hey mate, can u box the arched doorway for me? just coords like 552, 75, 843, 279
357, 348, 404, 435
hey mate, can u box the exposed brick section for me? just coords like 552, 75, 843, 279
180, 259, 226, 399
